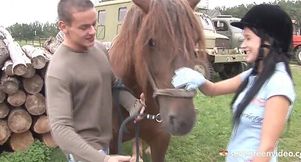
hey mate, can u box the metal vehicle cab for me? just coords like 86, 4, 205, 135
195, 12, 247, 79
95, 0, 132, 49
212, 15, 244, 49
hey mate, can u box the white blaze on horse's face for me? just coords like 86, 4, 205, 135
133, 0, 204, 136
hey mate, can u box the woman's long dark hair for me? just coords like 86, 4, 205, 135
231, 30, 293, 128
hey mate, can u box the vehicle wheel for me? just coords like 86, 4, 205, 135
218, 62, 243, 80
241, 62, 252, 71
206, 63, 215, 81
295, 48, 301, 65
194, 63, 215, 81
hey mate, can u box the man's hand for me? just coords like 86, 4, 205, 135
171, 67, 206, 91
107, 155, 131, 162
129, 93, 145, 123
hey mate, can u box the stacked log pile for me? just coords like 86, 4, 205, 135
0, 26, 62, 152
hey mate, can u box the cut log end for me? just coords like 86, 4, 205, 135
25, 93, 46, 116
42, 133, 57, 148
13, 64, 27, 76
0, 90, 6, 103
8, 108, 32, 133
3, 61, 14, 76
21, 65, 36, 79
0, 40, 9, 69
7, 90, 26, 107
1, 77, 20, 95
33, 115, 50, 134
0, 102, 9, 119
9, 131, 34, 151
0, 120, 11, 145
22, 74, 43, 94
32, 56, 47, 69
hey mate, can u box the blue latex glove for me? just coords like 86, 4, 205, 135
171, 67, 206, 91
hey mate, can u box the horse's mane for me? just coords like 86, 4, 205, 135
109, 0, 206, 80
109, 5, 144, 78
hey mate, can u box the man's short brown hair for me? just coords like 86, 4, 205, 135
57, 0, 94, 25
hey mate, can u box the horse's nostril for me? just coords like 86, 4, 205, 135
169, 115, 175, 125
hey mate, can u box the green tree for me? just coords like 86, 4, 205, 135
42, 22, 59, 38
7, 23, 23, 40
216, 0, 301, 23
7, 22, 58, 40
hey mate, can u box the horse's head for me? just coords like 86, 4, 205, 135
110, 0, 207, 136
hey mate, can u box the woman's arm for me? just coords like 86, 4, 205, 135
252, 95, 290, 162
200, 74, 243, 96
171, 67, 245, 96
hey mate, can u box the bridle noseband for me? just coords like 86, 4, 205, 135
144, 62, 197, 99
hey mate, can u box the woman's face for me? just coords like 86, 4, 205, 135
240, 27, 261, 63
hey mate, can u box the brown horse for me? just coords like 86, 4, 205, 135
109, 0, 207, 161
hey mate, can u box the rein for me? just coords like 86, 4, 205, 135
117, 112, 162, 162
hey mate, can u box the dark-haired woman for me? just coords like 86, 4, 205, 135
172, 4, 296, 162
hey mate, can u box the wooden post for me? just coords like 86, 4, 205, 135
31, 48, 47, 69
7, 108, 32, 133
9, 131, 34, 151
0, 90, 6, 103
0, 39, 9, 69
23, 45, 48, 69
22, 74, 43, 94
2, 60, 14, 76
32, 115, 50, 134
9, 42, 28, 76
41, 133, 57, 148
0, 27, 29, 76
7, 90, 26, 107
0, 120, 11, 145
36, 63, 48, 79
42, 48, 52, 61
25, 93, 46, 116
0, 102, 9, 119
21, 64, 36, 79
43, 37, 60, 54
1, 75, 20, 95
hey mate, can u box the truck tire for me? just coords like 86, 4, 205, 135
219, 62, 244, 80
194, 63, 215, 81
206, 63, 215, 81
295, 48, 301, 65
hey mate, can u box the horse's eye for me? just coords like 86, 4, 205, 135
148, 39, 156, 47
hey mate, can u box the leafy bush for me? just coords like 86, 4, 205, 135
0, 140, 52, 162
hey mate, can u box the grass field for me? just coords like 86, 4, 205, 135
1, 65, 300, 162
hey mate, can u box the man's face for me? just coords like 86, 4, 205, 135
61, 8, 97, 52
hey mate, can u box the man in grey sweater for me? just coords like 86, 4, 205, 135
45, 0, 144, 161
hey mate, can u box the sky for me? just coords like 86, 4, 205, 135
0, 0, 277, 28
200, 0, 276, 9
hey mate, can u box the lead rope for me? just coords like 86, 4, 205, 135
118, 112, 162, 162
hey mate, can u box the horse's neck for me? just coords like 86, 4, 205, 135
120, 68, 141, 96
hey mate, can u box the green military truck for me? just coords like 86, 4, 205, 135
95, 0, 131, 42
211, 15, 249, 79
95, 0, 247, 79
212, 15, 244, 49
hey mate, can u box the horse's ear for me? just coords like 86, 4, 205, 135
132, 0, 150, 13
187, 0, 200, 9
